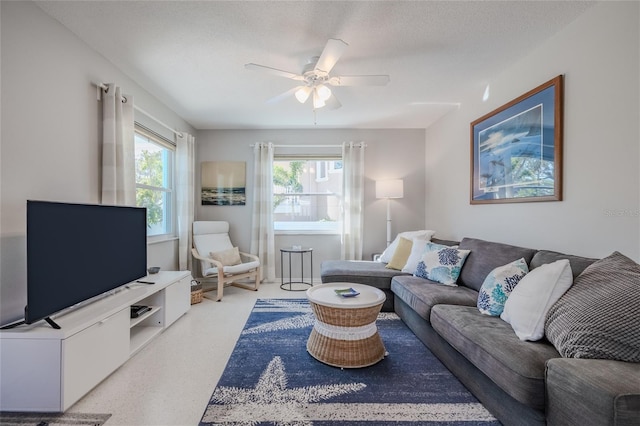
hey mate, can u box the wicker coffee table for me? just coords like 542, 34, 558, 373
306, 283, 386, 368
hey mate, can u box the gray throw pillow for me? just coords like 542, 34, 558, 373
545, 251, 640, 362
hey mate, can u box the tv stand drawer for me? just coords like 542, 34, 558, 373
62, 308, 129, 410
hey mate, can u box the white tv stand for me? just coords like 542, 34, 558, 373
0, 270, 191, 412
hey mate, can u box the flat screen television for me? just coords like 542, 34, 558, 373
25, 200, 147, 327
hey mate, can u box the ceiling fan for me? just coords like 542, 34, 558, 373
245, 39, 390, 110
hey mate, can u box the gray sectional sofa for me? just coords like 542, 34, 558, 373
320, 237, 640, 426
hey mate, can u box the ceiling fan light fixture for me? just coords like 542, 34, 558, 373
246, 38, 389, 112
316, 84, 332, 101
312, 89, 326, 109
295, 86, 312, 103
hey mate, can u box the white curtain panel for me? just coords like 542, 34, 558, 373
101, 83, 135, 206
341, 142, 366, 260
250, 142, 276, 282
176, 132, 195, 271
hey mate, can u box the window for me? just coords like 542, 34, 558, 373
273, 158, 342, 233
315, 161, 328, 181
134, 127, 174, 237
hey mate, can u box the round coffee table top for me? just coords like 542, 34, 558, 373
306, 283, 385, 309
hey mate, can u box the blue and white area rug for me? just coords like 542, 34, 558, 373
199, 299, 500, 425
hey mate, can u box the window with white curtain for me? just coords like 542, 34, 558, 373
273, 157, 342, 233
134, 126, 175, 237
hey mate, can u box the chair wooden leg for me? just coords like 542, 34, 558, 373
230, 280, 258, 291
216, 272, 224, 301
254, 269, 260, 291
205, 269, 260, 301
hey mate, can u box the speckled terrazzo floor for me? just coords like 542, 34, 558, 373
66, 281, 308, 426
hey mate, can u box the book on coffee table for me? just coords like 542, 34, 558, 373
334, 288, 360, 297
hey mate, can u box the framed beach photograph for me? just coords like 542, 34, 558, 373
470, 75, 563, 204
201, 161, 246, 206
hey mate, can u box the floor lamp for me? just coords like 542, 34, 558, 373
376, 179, 404, 247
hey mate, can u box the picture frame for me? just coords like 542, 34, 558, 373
201, 161, 246, 206
470, 75, 563, 204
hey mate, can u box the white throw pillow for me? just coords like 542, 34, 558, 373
501, 259, 573, 341
379, 230, 436, 263
402, 238, 452, 273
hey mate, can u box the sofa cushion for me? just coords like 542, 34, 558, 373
545, 251, 640, 362
430, 304, 560, 411
477, 257, 529, 316
390, 275, 478, 321
320, 260, 409, 290
501, 259, 573, 341
530, 249, 597, 279
457, 238, 537, 291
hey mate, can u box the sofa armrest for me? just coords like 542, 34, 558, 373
546, 358, 640, 426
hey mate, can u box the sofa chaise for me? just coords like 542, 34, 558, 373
320, 236, 640, 426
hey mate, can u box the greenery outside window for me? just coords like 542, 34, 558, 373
273, 157, 342, 233
134, 126, 174, 237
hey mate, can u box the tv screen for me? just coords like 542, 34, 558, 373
26, 200, 147, 326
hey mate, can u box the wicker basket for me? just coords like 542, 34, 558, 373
190, 281, 203, 304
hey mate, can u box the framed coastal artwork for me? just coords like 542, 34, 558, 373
201, 161, 246, 206
470, 75, 564, 204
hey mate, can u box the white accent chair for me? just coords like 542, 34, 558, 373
191, 221, 261, 301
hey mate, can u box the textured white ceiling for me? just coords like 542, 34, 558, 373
35, 1, 594, 129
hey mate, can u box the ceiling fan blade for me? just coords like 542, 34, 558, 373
266, 86, 300, 104
314, 39, 348, 73
245, 63, 304, 81
325, 93, 342, 110
328, 75, 390, 86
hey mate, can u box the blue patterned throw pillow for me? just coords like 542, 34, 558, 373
415, 244, 471, 286
403, 240, 456, 273
477, 258, 529, 316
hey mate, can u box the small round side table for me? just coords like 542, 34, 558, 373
280, 247, 313, 291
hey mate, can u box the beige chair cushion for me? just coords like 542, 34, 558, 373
210, 247, 242, 266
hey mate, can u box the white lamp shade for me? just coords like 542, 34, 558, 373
376, 179, 404, 199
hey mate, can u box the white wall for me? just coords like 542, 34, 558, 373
0, 1, 196, 325
195, 129, 426, 279
424, 1, 640, 261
